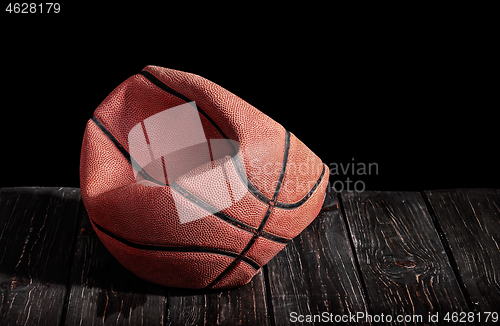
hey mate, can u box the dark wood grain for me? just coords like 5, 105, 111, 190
265, 188, 370, 326
166, 270, 269, 326
341, 191, 469, 325
424, 189, 500, 323
3, 186, 500, 325
0, 187, 82, 326
64, 205, 166, 326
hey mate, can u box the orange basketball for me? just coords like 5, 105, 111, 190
80, 65, 329, 289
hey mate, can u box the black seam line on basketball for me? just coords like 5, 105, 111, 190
229, 141, 325, 210
255, 130, 290, 233
90, 115, 289, 244
139, 70, 231, 142
271, 131, 290, 200
91, 115, 130, 162
90, 218, 261, 271
205, 130, 291, 289
140, 70, 320, 210
90, 115, 166, 186
204, 233, 260, 289
274, 164, 326, 209
170, 182, 290, 244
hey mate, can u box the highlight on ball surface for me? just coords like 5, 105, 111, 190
80, 66, 329, 289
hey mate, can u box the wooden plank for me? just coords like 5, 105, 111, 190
64, 204, 166, 326
166, 270, 269, 326
0, 187, 82, 326
341, 191, 469, 324
266, 188, 369, 326
424, 188, 500, 322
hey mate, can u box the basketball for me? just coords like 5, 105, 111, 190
80, 65, 329, 289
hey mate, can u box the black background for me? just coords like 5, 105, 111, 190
1, 5, 498, 191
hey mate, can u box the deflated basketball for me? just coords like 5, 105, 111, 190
80, 65, 329, 289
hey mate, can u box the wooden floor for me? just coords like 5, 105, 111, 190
0, 187, 499, 325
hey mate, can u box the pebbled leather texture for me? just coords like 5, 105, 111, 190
80, 65, 329, 289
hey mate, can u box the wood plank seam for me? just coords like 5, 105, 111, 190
58, 197, 86, 326
262, 265, 276, 326
0, 187, 84, 326
421, 191, 475, 313
423, 189, 500, 320
340, 191, 469, 322
264, 187, 369, 325
337, 191, 372, 310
